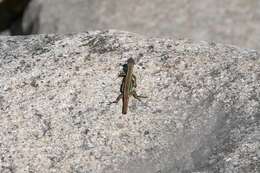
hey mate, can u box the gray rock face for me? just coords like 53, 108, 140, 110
23, 0, 260, 51
0, 30, 259, 173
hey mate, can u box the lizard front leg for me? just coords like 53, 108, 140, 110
112, 94, 123, 103
132, 74, 137, 88
118, 72, 126, 77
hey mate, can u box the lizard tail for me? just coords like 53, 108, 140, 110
122, 95, 129, 114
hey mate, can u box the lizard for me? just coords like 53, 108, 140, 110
112, 58, 147, 114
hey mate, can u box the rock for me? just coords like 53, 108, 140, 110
22, 0, 260, 51
21, 0, 41, 35
0, 30, 259, 173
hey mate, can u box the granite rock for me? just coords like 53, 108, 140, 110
0, 30, 259, 173
22, 0, 260, 51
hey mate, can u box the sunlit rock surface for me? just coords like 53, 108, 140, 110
0, 30, 259, 173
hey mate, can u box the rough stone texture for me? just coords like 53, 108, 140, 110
0, 30, 260, 173
22, 0, 260, 51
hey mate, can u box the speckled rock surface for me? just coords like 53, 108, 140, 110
0, 30, 259, 173
22, 0, 260, 51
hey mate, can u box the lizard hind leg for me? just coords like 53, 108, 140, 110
131, 90, 147, 101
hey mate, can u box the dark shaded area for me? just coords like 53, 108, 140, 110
0, 0, 31, 35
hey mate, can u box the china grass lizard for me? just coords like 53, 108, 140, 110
113, 58, 147, 114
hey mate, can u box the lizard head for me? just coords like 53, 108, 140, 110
127, 58, 135, 64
